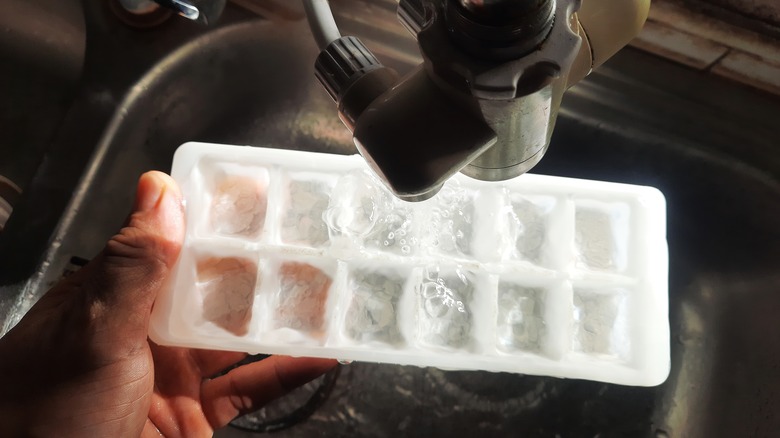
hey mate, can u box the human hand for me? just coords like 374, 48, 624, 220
0, 171, 336, 437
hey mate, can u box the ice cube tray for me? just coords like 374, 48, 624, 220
149, 142, 670, 386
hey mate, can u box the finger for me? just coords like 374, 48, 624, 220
142, 419, 163, 437
148, 341, 248, 378
84, 171, 185, 339
200, 356, 337, 428
191, 349, 248, 378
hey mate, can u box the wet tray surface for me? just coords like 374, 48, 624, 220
150, 142, 670, 386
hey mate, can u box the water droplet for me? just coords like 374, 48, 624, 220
388, 232, 395, 239
338, 359, 353, 365
401, 245, 411, 254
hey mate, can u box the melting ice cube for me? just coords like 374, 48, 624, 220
197, 257, 257, 336
573, 290, 627, 358
210, 176, 267, 237
430, 185, 475, 258
417, 267, 474, 349
345, 269, 404, 344
505, 196, 551, 264
282, 179, 332, 246
275, 262, 332, 336
325, 171, 384, 238
497, 285, 545, 352
575, 204, 630, 272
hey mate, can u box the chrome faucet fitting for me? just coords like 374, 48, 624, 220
118, 0, 226, 25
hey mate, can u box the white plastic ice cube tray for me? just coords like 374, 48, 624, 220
150, 142, 670, 386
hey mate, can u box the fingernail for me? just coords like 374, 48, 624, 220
134, 172, 166, 213
151, 173, 185, 240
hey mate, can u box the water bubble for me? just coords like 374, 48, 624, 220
388, 232, 395, 239
401, 245, 411, 254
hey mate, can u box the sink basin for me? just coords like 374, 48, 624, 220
2, 1, 780, 436
0, 0, 85, 224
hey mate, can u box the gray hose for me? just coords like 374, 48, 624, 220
302, 0, 342, 50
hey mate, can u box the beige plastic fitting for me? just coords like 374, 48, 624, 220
568, 0, 651, 85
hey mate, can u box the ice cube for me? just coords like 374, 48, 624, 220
574, 204, 629, 272
497, 285, 545, 352
430, 185, 475, 258
197, 257, 257, 336
345, 269, 404, 344
275, 262, 332, 336
325, 171, 384, 238
325, 171, 418, 255
505, 197, 549, 263
572, 290, 626, 357
210, 176, 266, 237
417, 267, 474, 349
282, 179, 331, 246
365, 207, 418, 256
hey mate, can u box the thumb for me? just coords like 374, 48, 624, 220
86, 171, 185, 335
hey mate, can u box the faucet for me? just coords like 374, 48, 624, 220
118, 0, 226, 25
118, 0, 649, 201
307, 0, 650, 201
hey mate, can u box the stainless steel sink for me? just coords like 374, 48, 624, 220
2, 1, 780, 436
0, 0, 85, 229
